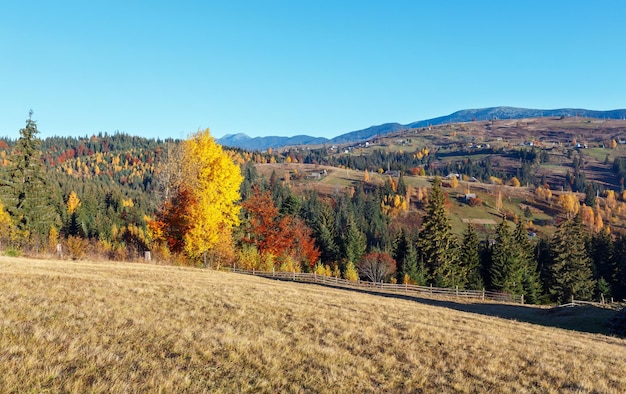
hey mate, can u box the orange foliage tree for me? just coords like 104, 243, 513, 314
148, 185, 195, 254
242, 187, 319, 268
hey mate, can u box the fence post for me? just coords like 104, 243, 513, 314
293, 270, 296, 281
252, 268, 255, 276
482, 288, 485, 301
430, 283, 433, 295
272, 267, 275, 277
521, 294, 524, 305
571, 295, 575, 305
601, 293, 605, 304
405, 282, 408, 292
455, 286, 459, 297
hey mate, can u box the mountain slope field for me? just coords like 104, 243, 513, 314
1, 256, 625, 392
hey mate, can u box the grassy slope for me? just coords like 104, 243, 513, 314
1, 257, 625, 393
257, 162, 560, 237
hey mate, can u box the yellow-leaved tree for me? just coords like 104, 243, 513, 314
0, 201, 15, 247
559, 192, 580, 219
67, 191, 81, 214
183, 129, 243, 266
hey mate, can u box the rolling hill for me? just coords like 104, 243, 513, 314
218, 106, 626, 150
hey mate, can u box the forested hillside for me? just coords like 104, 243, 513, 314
0, 116, 174, 259
2, 114, 626, 305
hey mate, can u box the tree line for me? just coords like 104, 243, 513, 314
242, 171, 625, 304
1, 114, 625, 304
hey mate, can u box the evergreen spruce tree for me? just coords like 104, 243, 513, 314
279, 192, 302, 217
344, 215, 366, 269
0, 112, 56, 246
613, 234, 626, 301
393, 228, 410, 282
460, 223, 484, 290
301, 191, 340, 265
393, 228, 421, 284
239, 161, 259, 200
315, 203, 340, 264
396, 172, 407, 196
418, 177, 460, 287
549, 214, 596, 302
590, 228, 616, 298
489, 217, 524, 295
382, 176, 394, 197
584, 183, 596, 207
364, 187, 391, 251
351, 183, 367, 228
479, 235, 493, 287
534, 237, 553, 298
513, 220, 542, 303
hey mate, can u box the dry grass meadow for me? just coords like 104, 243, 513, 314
1, 256, 626, 393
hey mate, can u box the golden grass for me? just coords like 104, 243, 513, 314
1, 256, 625, 393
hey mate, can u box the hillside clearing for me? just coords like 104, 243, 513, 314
1, 256, 625, 393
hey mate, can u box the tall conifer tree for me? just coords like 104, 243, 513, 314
418, 177, 460, 287
590, 229, 616, 298
514, 220, 541, 303
394, 228, 422, 284
0, 112, 56, 245
612, 234, 626, 301
549, 214, 596, 302
345, 215, 366, 268
489, 217, 524, 295
461, 223, 484, 289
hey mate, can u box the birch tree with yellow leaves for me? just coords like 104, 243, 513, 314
183, 129, 243, 266
149, 129, 242, 267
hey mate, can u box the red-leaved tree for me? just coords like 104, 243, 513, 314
148, 185, 196, 254
242, 187, 320, 267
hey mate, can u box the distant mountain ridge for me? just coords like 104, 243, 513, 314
217, 133, 329, 151
217, 106, 626, 150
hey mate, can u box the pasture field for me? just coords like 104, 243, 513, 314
1, 256, 625, 393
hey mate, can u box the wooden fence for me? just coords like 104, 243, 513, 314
558, 295, 617, 308
228, 268, 524, 304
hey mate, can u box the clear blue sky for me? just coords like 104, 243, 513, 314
1, 1, 625, 140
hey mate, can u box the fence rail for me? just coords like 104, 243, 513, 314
228, 268, 523, 304
558, 295, 617, 308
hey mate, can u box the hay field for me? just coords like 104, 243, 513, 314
1, 256, 625, 393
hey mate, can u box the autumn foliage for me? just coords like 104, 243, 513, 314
242, 187, 319, 268
149, 129, 242, 265
148, 185, 195, 254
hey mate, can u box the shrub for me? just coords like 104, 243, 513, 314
5, 247, 21, 257
259, 253, 275, 272
278, 255, 301, 273
344, 261, 359, 281
66, 236, 89, 260
237, 244, 261, 270
314, 262, 331, 276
